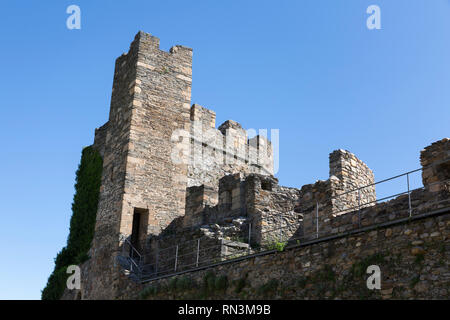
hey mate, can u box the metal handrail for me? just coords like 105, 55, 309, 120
332, 157, 448, 199
139, 223, 252, 260
118, 160, 449, 283
331, 178, 450, 218
122, 237, 142, 259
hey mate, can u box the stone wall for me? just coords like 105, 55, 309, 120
295, 142, 450, 240
83, 31, 193, 299
140, 216, 251, 280
131, 138, 450, 288
293, 150, 377, 240
421, 138, 450, 193
187, 104, 274, 192
137, 150, 377, 271
80, 32, 278, 300
294, 179, 332, 240
93, 121, 108, 158
122, 31, 192, 235
183, 185, 216, 228
64, 30, 449, 300
134, 209, 450, 300
329, 149, 376, 215
246, 174, 301, 245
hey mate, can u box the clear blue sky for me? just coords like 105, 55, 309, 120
0, 1, 448, 299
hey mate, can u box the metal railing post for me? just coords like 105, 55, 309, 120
248, 223, 252, 254
155, 247, 159, 276
358, 187, 361, 227
316, 201, 319, 239
174, 245, 178, 272
407, 172, 412, 217
133, 163, 450, 285
196, 239, 200, 267
279, 217, 282, 242
138, 242, 142, 269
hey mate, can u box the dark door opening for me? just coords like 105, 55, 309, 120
131, 211, 141, 250
130, 208, 149, 257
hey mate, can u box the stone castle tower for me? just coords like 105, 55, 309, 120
84, 31, 273, 299
62, 31, 449, 300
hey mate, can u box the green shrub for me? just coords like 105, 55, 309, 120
257, 279, 279, 296
41, 146, 103, 300
139, 286, 158, 299
266, 241, 287, 252
315, 265, 335, 282
234, 273, 248, 294
297, 277, 307, 288
409, 275, 420, 288
350, 252, 385, 278
414, 253, 425, 265
40, 267, 68, 300
176, 276, 193, 291
215, 275, 228, 292
205, 271, 216, 291
168, 277, 178, 292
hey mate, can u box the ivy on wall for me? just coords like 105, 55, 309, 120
41, 146, 103, 300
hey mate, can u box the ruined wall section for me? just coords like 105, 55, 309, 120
93, 122, 108, 157
183, 185, 216, 228
162, 149, 377, 253
132, 139, 450, 299
246, 175, 301, 245
294, 179, 333, 240
292, 150, 377, 241
329, 150, 376, 215
181, 148, 377, 246
421, 138, 450, 193
183, 173, 250, 228
187, 104, 273, 194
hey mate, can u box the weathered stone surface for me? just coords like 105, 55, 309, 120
133, 211, 450, 300
411, 247, 425, 256
83, 31, 194, 299
420, 138, 450, 192
61, 31, 450, 300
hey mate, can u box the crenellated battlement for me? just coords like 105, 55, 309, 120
128, 31, 193, 59
187, 104, 274, 190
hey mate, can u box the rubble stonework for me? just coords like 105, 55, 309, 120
329, 149, 376, 215
63, 31, 449, 300
421, 138, 450, 193
80, 31, 276, 299
187, 104, 274, 193
133, 211, 450, 300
